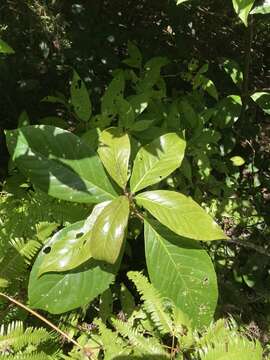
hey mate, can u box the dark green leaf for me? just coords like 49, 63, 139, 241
71, 70, 92, 122
5, 126, 118, 203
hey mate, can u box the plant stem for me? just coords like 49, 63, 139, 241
0, 291, 83, 350
240, 16, 254, 121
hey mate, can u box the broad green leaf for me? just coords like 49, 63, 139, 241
137, 57, 169, 93
98, 128, 131, 189
214, 95, 242, 128
194, 75, 218, 100
90, 196, 130, 264
251, 1, 270, 14
136, 190, 226, 241
38, 204, 108, 275
115, 98, 135, 128
232, 0, 255, 26
145, 220, 218, 328
70, 70, 92, 122
230, 156, 245, 166
251, 92, 270, 115
129, 120, 155, 132
5, 125, 118, 203
123, 41, 142, 69
28, 225, 120, 314
101, 71, 125, 117
0, 39, 15, 54
130, 133, 186, 193
128, 92, 151, 117
179, 100, 199, 128
222, 58, 243, 87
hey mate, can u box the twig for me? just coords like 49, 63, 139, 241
0, 292, 83, 350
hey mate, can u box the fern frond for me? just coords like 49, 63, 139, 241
95, 318, 129, 359
112, 318, 168, 358
199, 337, 263, 360
0, 321, 50, 353
127, 271, 173, 335
10, 238, 41, 265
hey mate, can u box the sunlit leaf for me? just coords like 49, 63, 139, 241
230, 156, 245, 166
90, 196, 130, 264
251, 92, 270, 115
251, 1, 270, 14
145, 220, 218, 328
28, 230, 119, 314
232, 0, 255, 26
0, 39, 15, 54
136, 190, 227, 241
130, 133, 186, 193
98, 127, 131, 189
222, 58, 243, 87
38, 204, 108, 275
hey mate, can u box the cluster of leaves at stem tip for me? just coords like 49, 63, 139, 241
6, 57, 228, 330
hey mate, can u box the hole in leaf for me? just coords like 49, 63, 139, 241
203, 277, 209, 286
76, 232, 84, 239
43, 246, 51, 254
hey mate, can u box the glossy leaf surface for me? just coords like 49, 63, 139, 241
232, 0, 255, 26
130, 133, 186, 193
38, 203, 109, 275
251, 92, 270, 115
145, 220, 218, 328
98, 128, 131, 189
90, 196, 130, 264
6, 126, 118, 203
136, 190, 226, 241
70, 70, 92, 122
29, 221, 119, 314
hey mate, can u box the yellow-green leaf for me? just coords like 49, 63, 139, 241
230, 156, 245, 166
145, 220, 218, 328
0, 39, 15, 54
38, 203, 109, 276
130, 133, 186, 193
232, 0, 255, 26
98, 128, 131, 189
136, 190, 227, 241
90, 196, 130, 264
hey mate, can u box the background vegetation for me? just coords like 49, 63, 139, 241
0, 1, 269, 359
